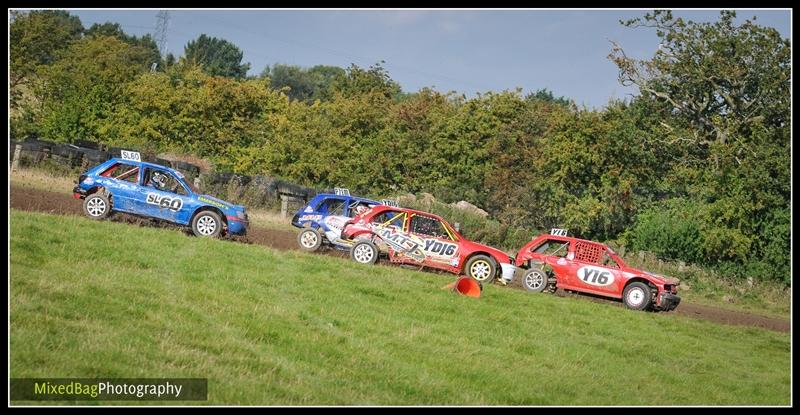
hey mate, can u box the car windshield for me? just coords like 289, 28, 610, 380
182, 176, 200, 194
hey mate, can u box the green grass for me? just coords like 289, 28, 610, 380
10, 210, 791, 405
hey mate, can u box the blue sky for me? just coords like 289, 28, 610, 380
65, 9, 791, 109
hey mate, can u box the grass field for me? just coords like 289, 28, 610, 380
10, 210, 791, 405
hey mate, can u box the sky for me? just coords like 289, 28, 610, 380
63, 8, 792, 109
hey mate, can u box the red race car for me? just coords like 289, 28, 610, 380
340, 205, 517, 285
515, 229, 681, 311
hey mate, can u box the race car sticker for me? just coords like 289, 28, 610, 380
422, 239, 457, 257
198, 196, 226, 209
376, 226, 426, 262
299, 214, 323, 222
577, 265, 615, 287
146, 193, 183, 211
557, 258, 567, 266
304, 206, 313, 213
324, 216, 347, 230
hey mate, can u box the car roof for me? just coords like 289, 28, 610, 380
313, 193, 381, 203
534, 233, 609, 248
369, 204, 447, 222
109, 158, 180, 175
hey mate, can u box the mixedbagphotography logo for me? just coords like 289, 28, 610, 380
10, 378, 208, 401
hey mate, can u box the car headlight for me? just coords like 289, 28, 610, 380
236, 210, 246, 220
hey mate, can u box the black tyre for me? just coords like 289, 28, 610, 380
174, 160, 198, 172
153, 157, 172, 167
465, 254, 496, 284
83, 192, 112, 220
106, 147, 127, 158
623, 282, 653, 311
191, 210, 223, 238
297, 228, 323, 252
80, 148, 111, 164
522, 267, 549, 293
73, 139, 102, 150
350, 240, 379, 265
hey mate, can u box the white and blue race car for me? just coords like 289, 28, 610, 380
291, 188, 395, 252
73, 151, 248, 238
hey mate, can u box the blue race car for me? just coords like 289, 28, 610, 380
291, 188, 395, 252
73, 154, 248, 238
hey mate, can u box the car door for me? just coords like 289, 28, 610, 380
408, 213, 459, 271
317, 197, 348, 240
135, 167, 192, 223
96, 162, 140, 213
568, 241, 623, 296
368, 210, 419, 261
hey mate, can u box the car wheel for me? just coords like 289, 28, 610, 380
192, 210, 222, 238
465, 255, 496, 284
297, 228, 323, 252
350, 240, 378, 265
522, 267, 549, 293
623, 282, 653, 311
82, 192, 111, 220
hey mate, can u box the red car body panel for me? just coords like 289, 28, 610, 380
516, 234, 679, 308
341, 205, 516, 281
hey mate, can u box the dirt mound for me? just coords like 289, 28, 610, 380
10, 185, 789, 333
244, 226, 297, 251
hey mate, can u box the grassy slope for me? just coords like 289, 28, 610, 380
10, 210, 790, 405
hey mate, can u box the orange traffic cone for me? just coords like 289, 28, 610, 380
443, 276, 483, 298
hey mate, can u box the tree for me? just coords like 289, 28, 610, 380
330, 61, 402, 99
34, 36, 155, 142
84, 22, 161, 69
183, 34, 251, 79
525, 88, 573, 107
611, 10, 791, 282
262, 64, 346, 102
106, 66, 285, 161
10, 10, 83, 103
609, 10, 790, 155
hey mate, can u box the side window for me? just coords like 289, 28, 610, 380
410, 215, 450, 239
100, 163, 139, 184
316, 198, 346, 216
532, 239, 570, 258
574, 241, 604, 264
601, 250, 620, 268
143, 168, 188, 196
348, 200, 375, 218
371, 211, 405, 228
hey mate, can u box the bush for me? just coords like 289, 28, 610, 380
627, 200, 705, 263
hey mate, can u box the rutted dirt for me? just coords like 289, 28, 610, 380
672, 302, 789, 332
10, 185, 790, 333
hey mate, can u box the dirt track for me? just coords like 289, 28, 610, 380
10, 185, 790, 333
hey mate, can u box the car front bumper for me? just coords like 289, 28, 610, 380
500, 263, 517, 283
226, 218, 248, 236
72, 185, 88, 199
657, 292, 681, 311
